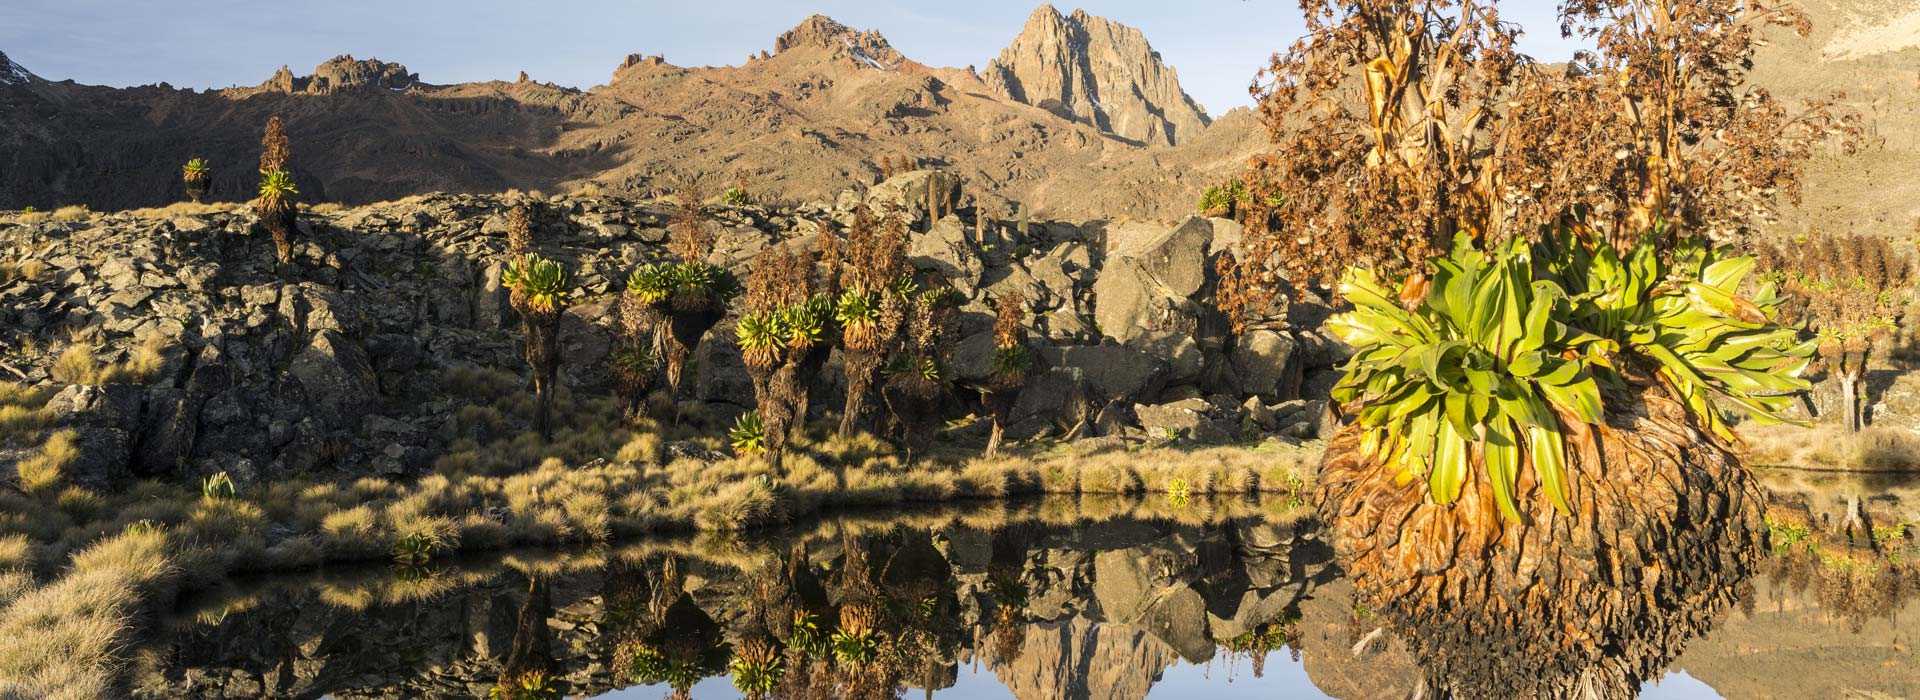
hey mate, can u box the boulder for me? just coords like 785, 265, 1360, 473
1040, 344, 1167, 404
1230, 329, 1301, 400
1007, 366, 1092, 439
909, 215, 985, 296
1133, 397, 1237, 443
286, 330, 380, 430
42, 383, 144, 488
864, 170, 964, 227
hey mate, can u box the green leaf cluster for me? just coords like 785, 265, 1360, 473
257, 169, 298, 204
503, 254, 574, 314
625, 261, 741, 309
729, 412, 768, 456
1329, 230, 1812, 520
738, 294, 835, 368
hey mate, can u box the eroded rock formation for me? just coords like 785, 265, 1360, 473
983, 5, 1211, 146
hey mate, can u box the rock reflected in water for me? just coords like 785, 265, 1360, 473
125, 495, 1919, 698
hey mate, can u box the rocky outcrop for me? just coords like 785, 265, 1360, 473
1, 176, 1335, 488
774, 14, 906, 68
0, 14, 1260, 221
255, 55, 419, 95
983, 5, 1211, 146
0, 50, 35, 86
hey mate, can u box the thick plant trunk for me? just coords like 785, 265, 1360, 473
662, 311, 718, 397
982, 390, 1017, 458
525, 315, 561, 440
1839, 350, 1869, 432
263, 209, 297, 265
1315, 372, 1764, 699
184, 179, 209, 204
985, 419, 1006, 458
840, 351, 881, 437
763, 361, 806, 473
788, 344, 830, 442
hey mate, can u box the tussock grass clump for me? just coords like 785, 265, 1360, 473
16, 429, 78, 493
0, 258, 46, 284
51, 205, 91, 222
0, 526, 171, 699
47, 335, 168, 386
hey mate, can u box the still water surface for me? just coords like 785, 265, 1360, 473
130, 486, 1918, 699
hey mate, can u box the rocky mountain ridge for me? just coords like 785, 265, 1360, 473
984, 5, 1211, 146
0, 8, 1254, 220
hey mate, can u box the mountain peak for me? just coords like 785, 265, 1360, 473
258, 55, 418, 95
0, 50, 37, 86
984, 5, 1209, 146
773, 14, 905, 69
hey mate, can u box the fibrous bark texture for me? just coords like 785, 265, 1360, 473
1316, 373, 1764, 699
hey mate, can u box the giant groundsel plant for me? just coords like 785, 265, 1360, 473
1330, 229, 1813, 520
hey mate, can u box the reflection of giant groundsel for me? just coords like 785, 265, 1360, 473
1318, 376, 1767, 699
125, 499, 1919, 698
129, 503, 1326, 698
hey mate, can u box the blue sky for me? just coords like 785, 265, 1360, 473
0, 1, 1584, 115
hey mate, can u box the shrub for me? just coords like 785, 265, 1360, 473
255, 116, 299, 265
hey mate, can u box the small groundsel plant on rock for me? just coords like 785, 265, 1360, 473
181, 158, 210, 203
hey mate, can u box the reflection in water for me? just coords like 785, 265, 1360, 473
125, 496, 1917, 699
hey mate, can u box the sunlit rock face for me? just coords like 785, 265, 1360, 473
982, 5, 1211, 146
1316, 375, 1768, 699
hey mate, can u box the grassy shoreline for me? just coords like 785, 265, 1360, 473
0, 362, 1321, 696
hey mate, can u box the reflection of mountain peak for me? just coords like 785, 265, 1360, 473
983, 617, 1179, 699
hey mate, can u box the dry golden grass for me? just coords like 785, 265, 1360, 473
1741, 423, 1920, 471
8, 211, 51, 225
0, 259, 45, 284
16, 430, 78, 493
0, 526, 171, 699
115, 201, 240, 219
46, 336, 168, 386
50, 205, 91, 222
